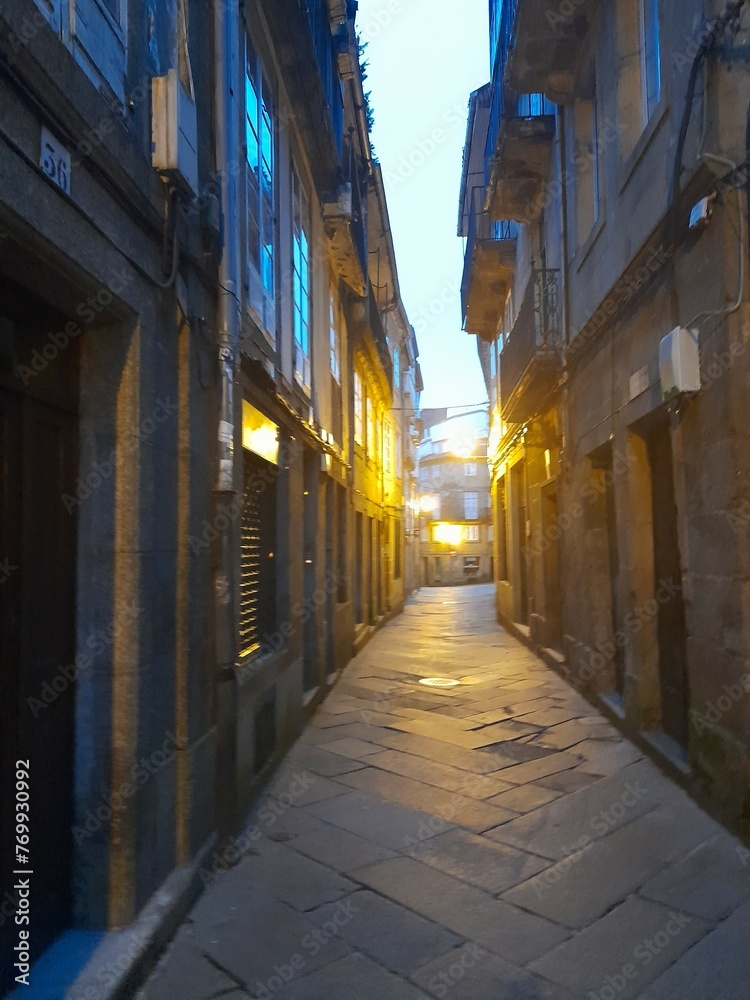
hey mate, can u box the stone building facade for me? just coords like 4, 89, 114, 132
460, 0, 750, 837
418, 408, 493, 587
0, 0, 417, 993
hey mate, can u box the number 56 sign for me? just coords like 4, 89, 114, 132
40, 126, 71, 195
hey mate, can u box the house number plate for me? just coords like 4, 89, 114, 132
40, 126, 71, 195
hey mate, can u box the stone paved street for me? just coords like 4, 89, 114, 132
139, 586, 750, 1000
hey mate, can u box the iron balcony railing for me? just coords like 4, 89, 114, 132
485, 0, 555, 183
461, 185, 518, 327
500, 266, 562, 409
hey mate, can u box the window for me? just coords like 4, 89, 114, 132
292, 165, 311, 391
574, 64, 601, 246
465, 525, 480, 542
396, 430, 402, 473
246, 40, 276, 337
393, 347, 401, 389
465, 492, 479, 520
640, 0, 661, 123
384, 419, 393, 473
394, 519, 402, 579
617, 0, 662, 158
34, 0, 127, 103
465, 463, 478, 478
366, 396, 376, 458
431, 465, 440, 480
354, 371, 364, 445
420, 527, 429, 542
497, 478, 509, 580
375, 416, 382, 465
330, 284, 341, 383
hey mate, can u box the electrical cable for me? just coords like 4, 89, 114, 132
685, 152, 746, 329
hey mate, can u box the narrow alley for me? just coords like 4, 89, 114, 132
139, 587, 750, 1000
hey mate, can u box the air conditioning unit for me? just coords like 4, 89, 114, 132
152, 68, 199, 196
659, 326, 701, 399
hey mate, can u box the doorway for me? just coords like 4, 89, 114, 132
511, 460, 529, 624
0, 286, 79, 987
541, 485, 563, 649
629, 413, 690, 749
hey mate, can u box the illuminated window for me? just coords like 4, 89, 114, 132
330, 283, 341, 383
393, 347, 401, 389
354, 371, 363, 445
465, 525, 480, 542
366, 397, 376, 458
640, 0, 661, 123
292, 165, 311, 392
384, 419, 393, 473
464, 492, 479, 520
246, 39, 276, 338
465, 463, 478, 478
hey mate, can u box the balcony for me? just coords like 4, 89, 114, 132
485, 83, 556, 223
323, 154, 368, 295
501, 267, 562, 424
461, 188, 518, 342
495, 0, 596, 103
351, 284, 393, 398
260, 0, 344, 192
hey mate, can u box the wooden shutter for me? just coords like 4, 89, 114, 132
72, 0, 127, 104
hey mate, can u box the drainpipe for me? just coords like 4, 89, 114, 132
557, 104, 572, 469
213, 0, 241, 834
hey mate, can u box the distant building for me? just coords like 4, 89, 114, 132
418, 408, 492, 586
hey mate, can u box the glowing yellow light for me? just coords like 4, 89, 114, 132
446, 433, 477, 458
242, 401, 279, 465
419, 495, 437, 514
433, 522, 463, 547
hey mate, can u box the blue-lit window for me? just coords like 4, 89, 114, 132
246, 39, 276, 335
640, 0, 661, 122
292, 165, 311, 391
393, 346, 401, 389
